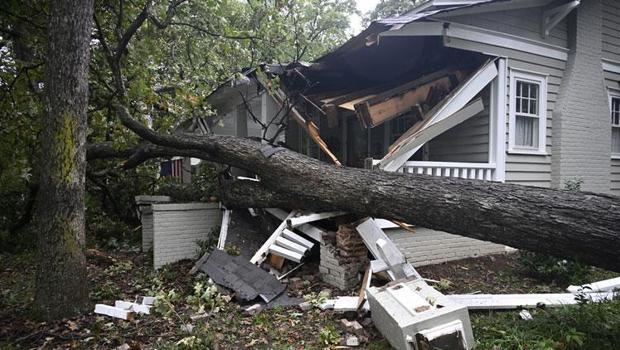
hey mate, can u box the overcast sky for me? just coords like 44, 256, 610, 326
349, 0, 381, 35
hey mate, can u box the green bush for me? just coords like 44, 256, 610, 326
472, 298, 620, 349
519, 252, 592, 286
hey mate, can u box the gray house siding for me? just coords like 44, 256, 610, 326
428, 89, 490, 163
552, 0, 611, 193
445, 38, 564, 187
439, 5, 569, 188
612, 160, 620, 195
442, 6, 568, 47
602, 0, 620, 62
505, 56, 564, 187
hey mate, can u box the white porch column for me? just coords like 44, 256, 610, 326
490, 58, 507, 182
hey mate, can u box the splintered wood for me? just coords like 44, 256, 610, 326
354, 70, 469, 129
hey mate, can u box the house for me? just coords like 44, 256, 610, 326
204, 0, 620, 266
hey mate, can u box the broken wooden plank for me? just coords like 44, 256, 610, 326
370, 259, 389, 273
250, 211, 297, 265
217, 209, 232, 250
356, 218, 421, 281
268, 253, 285, 270
264, 84, 341, 166
189, 252, 210, 275
281, 228, 314, 249
357, 265, 372, 310
353, 70, 467, 129
266, 208, 324, 242
566, 276, 620, 293
379, 59, 498, 172
277, 262, 305, 281
269, 244, 303, 263
287, 211, 346, 227
376, 238, 407, 280
95, 304, 135, 320
275, 236, 308, 255
380, 98, 485, 172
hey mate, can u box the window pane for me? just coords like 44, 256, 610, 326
613, 128, 620, 154
521, 98, 528, 114
612, 98, 620, 126
530, 99, 537, 115
516, 81, 523, 98
516, 116, 538, 148
530, 84, 538, 99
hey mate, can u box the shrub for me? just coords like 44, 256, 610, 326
472, 298, 620, 349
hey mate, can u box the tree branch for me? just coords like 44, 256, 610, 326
115, 0, 151, 62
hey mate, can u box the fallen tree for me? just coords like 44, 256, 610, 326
88, 104, 620, 272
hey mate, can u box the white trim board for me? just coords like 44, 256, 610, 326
490, 57, 507, 182
443, 292, 616, 310
443, 22, 568, 61
431, 0, 555, 17
379, 20, 568, 61
567, 277, 620, 293
265, 208, 324, 242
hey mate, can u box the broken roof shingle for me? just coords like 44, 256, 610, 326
200, 249, 286, 303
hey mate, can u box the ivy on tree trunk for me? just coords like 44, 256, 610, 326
34, 0, 94, 320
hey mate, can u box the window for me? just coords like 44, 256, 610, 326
612, 95, 620, 156
509, 70, 547, 154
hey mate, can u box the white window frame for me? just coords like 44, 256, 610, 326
508, 69, 548, 155
610, 90, 620, 159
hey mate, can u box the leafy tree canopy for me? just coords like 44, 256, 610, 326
363, 0, 421, 26
0, 0, 356, 245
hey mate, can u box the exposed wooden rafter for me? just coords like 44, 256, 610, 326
353, 69, 469, 129
378, 59, 498, 172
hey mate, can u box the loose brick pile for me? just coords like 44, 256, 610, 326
319, 224, 368, 290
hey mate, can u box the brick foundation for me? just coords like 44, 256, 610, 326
319, 225, 368, 290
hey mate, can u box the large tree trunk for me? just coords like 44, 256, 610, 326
114, 106, 620, 272
34, 0, 94, 320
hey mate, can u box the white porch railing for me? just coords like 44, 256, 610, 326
371, 160, 497, 181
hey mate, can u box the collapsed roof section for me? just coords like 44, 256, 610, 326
205, 1, 511, 169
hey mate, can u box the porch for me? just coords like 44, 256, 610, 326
285, 56, 507, 183
368, 159, 498, 181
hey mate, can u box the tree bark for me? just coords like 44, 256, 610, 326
114, 104, 620, 272
34, 0, 94, 320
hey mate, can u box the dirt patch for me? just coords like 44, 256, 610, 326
416, 252, 565, 294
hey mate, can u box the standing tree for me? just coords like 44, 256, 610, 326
34, 0, 94, 319
363, 0, 422, 26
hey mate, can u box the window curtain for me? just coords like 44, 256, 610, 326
516, 116, 538, 148
613, 128, 620, 154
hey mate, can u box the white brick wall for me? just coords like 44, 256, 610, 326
141, 208, 154, 251
149, 203, 222, 269
552, 0, 612, 193
385, 227, 508, 266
